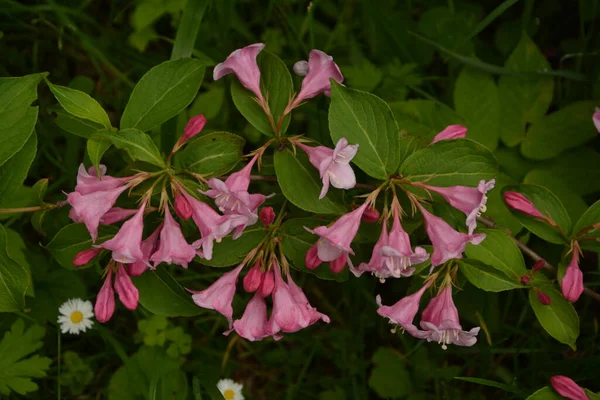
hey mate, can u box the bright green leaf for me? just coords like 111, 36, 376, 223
465, 229, 526, 278
0, 107, 38, 168
526, 387, 563, 400
174, 131, 245, 177
0, 224, 30, 312
202, 227, 267, 267
0, 132, 36, 203
46, 80, 111, 128
97, 128, 165, 168
528, 287, 579, 350
54, 110, 104, 139
459, 259, 524, 292
87, 131, 112, 174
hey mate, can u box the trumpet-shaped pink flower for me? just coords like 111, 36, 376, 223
68, 185, 129, 241
179, 114, 207, 146
288, 50, 343, 111
593, 107, 600, 133
416, 286, 480, 349
150, 207, 196, 268
190, 263, 244, 328
430, 125, 467, 144
99, 207, 138, 225
94, 264, 139, 323
503, 191, 545, 219
306, 203, 368, 269
286, 272, 330, 328
228, 293, 270, 341
380, 211, 429, 277
95, 269, 115, 323
561, 248, 584, 303
75, 164, 128, 195
550, 376, 588, 400
424, 179, 495, 234
419, 205, 485, 267
128, 226, 161, 276
296, 138, 358, 199
114, 263, 139, 310
376, 281, 431, 335
351, 222, 390, 280
101, 202, 146, 264
214, 43, 265, 102
72, 248, 101, 267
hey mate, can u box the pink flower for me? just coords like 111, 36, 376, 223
376, 281, 431, 335
286, 272, 330, 328
296, 138, 358, 199
416, 286, 480, 349
503, 191, 545, 219
288, 50, 343, 111
214, 43, 265, 102
228, 293, 270, 341
594, 107, 600, 133
99, 207, 138, 225
74, 164, 128, 195
259, 207, 276, 227
128, 226, 160, 276
430, 125, 467, 144
72, 248, 101, 267
550, 376, 588, 400
114, 263, 139, 310
243, 261, 263, 293
561, 248, 584, 303
351, 222, 390, 280
100, 202, 146, 264
380, 210, 429, 277
419, 205, 485, 267
424, 179, 495, 234
95, 269, 115, 323
94, 264, 139, 323
179, 114, 207, 146
306, 203, 368, 269
68, 185, 128, 241
190, 263, 244, 328
150, 206, 197, 268
362, 206, 380, 223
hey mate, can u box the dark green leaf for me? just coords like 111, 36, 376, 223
0, 132, 37, 202
174, 132, 245, 177
97, 128, 166, 168
0, 107, 38, 168
459, 259, 524, 292
0, 224, 30, 312
87, 132, 112, 174
465, 229, 526, 278
202, 227, 266, 267
369, 347, 412, 399
171, 0, 209, 60
54, 110, 103, 139
133, 269, 202, 317
528, 287, 579, 350
525, 387, 563, 400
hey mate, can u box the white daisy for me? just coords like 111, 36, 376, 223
217, 379, 244, 400
57, 298, 94, 334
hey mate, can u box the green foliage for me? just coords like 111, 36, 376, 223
46, 80, 112, 129
0, 224, 30, 312
61, 351, 93, 396
368, 347, 412, 398
528, 288, 579, 350
96, 128, 166, 168
174, 132, 245, 176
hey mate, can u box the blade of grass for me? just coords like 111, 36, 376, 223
171, 0, 209, 60
467, 0, 521, 39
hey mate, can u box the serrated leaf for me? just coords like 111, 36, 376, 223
528, 287, 579, 350
46, 80, 111, 128
174, 131, 245, 177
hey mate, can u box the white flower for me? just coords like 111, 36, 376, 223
57, 298, 94, 334
217, 379, 244, 400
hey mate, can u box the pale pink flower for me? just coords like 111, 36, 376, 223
550, 376, 588, 400
503, 191, 545, 219
376, 281, 431, 335
72, 248, 101, 267
430, 125, 467, 144
351, 222, 390, 280
424, 179, 495, 234
100, 202, 146, 264
419, 205, 485, 267
593, 107, 600, 133
214, 43, 265, 102
228, 292, 270, 341
99, 207, 138, 225
150, 206, 196, 268
114, 263, 139, 310
416, 286, 480, 349
128, 226, 161, 276
561, 248, 584, 303
190, 263, 244, 328
296, 138, 358, 199
74, 164, 128, 195
380, 210, 429, 277
95, 269, 115, 323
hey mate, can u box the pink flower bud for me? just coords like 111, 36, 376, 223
361, 206, 380, 223
179, 114, 207, 146
243, 261, 263, 293
329, 255, 347, 273
72, 248, 101, 267
561, 249, 584, 303
594, 107, 600, 133
536, 290, 552, 305
259, 207, 275, 227
431, 125, 467, 144
305, 244, 322, 270
258, 269, 275, 297
520, 275, 531, 285
532, 259, 546, 273
550, 376, 588, 400
114, 264, 139, 310
95, 270, 115, 323
174, 191, 193, 220
503, 191, 545, 219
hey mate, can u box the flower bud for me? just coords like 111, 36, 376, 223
293, 60, 309, 76
329, 255, 347, 273
503, 192, 545, 219
532, 259, 546, 273
259, 207, 275, 227
305, 244, 322, 270
520, 275, 531, 285
593, 107, 600, 133
179, 114, 207, 146
536, 290, 552, 305
550, 375, 588, 400
243, 261, 263, 293
174, 191, 193, 220
361, 206, 380, 223
73, 248, 102, 267
431, 125, 467, 144
258, 269, 275, 297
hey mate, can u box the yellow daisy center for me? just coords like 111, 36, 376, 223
223, 389, 235, 399
70, 311, 84, 323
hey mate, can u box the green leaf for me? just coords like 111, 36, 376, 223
0, 132, 36, 202
459, 259, 524, 292
573, 200, 600, 251
521, 101, 598, 160
538, 147, 600, 196
87, 132, 112, 173
0, 319, 52, 396
230, 51, 292, 136
0, 224, 30, 312
133, 269, 202, 317
121, 58, 207, 132
54, 110, 104, 138
329, 82, 400, 179
526, 387, 563, 400
97, 128, 165, 168
0, 73, 44, 113
502, 184, 571, 244
399, 139, 497, 186
528, 287, 579, 350
46, 80, 111, 128
368, 347, 412, 399
0, 107, 38, 168
174, 132, 245, 177
454, 67, 501, 151
171, 0, 209, 60
574, 199, 600, 235
202, 227, 267, 267
465, 229, 526, 278
280, 218, 349, 282
45, 224, 118, 270
453, 377, 519, 394
274, 148, 346, 215
586, 389, 600, 400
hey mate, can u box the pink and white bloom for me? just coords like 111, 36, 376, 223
228, 292, 270, 341
419, 205, 485, 267
550, 376, 588, 400
74, 164, 128, 195
593, 107, 600, 133
128, 226, 161, 276
380, 211, 429, 277
190, 263, 244, 328
503, 191, 545, 219
296, 138, 358, 199
561, 247, 584, 303
376, 281, 431, 335
214, 43, 265, 102
351, 222, 390, 280
431, 125, 467, 144
99, 207, 138, 225
424, 179, 495, 234
150, 206, 196, 268
100, 202, 146, 264
416, 286, 480, 349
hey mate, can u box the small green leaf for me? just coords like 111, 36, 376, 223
133, 269, 202, 317
459, 259, 524, 292
202, 227, 266, 267
87, 131, 112, 173
0, 132, 37, 203
528, 287, 579, 350
525, 387, 563, 400
54, 110, 103, 139
453, 377, 519, 394
97, 128, 165, 168
174, 132, 245, 177
0, 73, 44, 113
0, 224, 30, 312
572, 199, 600, 252
46, 80, 111, 128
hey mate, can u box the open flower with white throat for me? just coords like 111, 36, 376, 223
57, 298, 94, 334
217, 379, 244, 400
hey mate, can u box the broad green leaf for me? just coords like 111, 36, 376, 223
133, 269, 201, 317
87, 132, 112, 174
526, 387, 563, 400
97, 128, 165, 168
465, 229, 526, 278
528, 287, 579, 350
521, 101, 598, 160
27, 269, 87, 324
46, 80, 111, 128
202, 227, 267, 267
502, 184, 571, 244
459, 259, 524, 292
54, 110, 104, 138
0, 73, 44, 113
274, 149, 346, 215
454, 67, 501, 151
280, 218, 349, 282
174, 131, 245, 177
231, 51, 292, 136
121, 58, 206, 132
0, 132, 36, 202
329, 82, 400, 179
399, 139, 497, 186
171, 0, 209, 59
369, 347, 412, 399
45, 224, 118, 270
0, 225, 30, 312
0, 107, 37, 168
